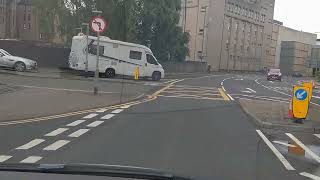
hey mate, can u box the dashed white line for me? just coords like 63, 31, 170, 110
111, 109, 124, 114
286, 133, 320, 163
83, 113, 99, 119
20, 156, 42, 163
66, 120, 86, 127
101, 114, 115, 120
0, 155, 12, 163
96, 109, 107, 113
256, 130, 295, 170
121, 105, 131, 109
16, 139, 45, 150
45, 128, 69, 137
43, 140, 70, 151
87, 121, 104, 127
300, 172, 320, 180
68, 129, 90, 138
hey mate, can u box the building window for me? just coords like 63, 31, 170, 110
28, 14, 31, 21
199, 29, 204, 35
23, 23, 27, 30
28, 23, 31, 29
24, 14, 26, 21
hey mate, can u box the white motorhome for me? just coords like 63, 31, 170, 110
69, 35, 164, 81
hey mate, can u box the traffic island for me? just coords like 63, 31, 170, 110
239, 99, 320, 133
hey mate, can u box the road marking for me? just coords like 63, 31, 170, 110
300, 172, 320, 180
286, 133, 320, 163
242, 90, 253, 94
45, 128, 69, 137
222, 86, 226, 91
256, 130, 295, 170
246, 88, 256, 93
68, 129, 90, 138
158, 95, 224, 101
101, 114, 115, 120
111, 109, 123, 114
83, 113, 99, 119
43, 140, 70, 151
16, 139, 45, 150
87, 121, 104, 127
314, 134, 320, 139
218, 88, 230, 101
20, 156, 42, 163
227, 94, 234, 101
66, 120, 86, 127
273, 141, 296, 148
121, 105, 131, 109
0, 155, 12, 162
10, 84, 120, 94
96, 109, 107, 113
0, 97, 157, 126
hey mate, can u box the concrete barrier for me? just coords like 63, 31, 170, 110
0, 40, 70, 68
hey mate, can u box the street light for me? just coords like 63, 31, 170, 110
92, 10, 103, 96
82, 23, 89, 77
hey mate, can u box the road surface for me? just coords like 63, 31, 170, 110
0, 74, 319, 179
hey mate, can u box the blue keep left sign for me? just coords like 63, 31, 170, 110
295, 89, 308, 101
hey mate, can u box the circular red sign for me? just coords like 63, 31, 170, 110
90, 16, 108, 33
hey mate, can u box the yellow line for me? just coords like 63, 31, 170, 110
0, 98, 157, 126
218, 88, 230, 101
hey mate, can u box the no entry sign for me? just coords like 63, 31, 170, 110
90, 16, 108, 33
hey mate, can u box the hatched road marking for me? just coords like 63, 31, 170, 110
87, 121, 104, 127
68, 129, 90, 138
66, 120, 86, 127
16, 139, 45, 150
256, 130, 295, 170
300, 172, 320, 180
83, 113, 99, 119
286, 133, 320, 163
45, 128, 69, 137
43, 140, 70, 151
101, 114, 115, 120
0, 155, 12, 163
20, 156, 42, 163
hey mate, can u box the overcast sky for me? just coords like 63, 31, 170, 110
274, 0, 320, 38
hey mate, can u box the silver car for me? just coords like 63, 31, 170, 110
0, 49, 37, 72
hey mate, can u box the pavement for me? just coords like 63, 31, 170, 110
0, 71, 320, 179
0, 73, 166, 121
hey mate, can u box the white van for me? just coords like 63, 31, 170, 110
69, 35, 165, 81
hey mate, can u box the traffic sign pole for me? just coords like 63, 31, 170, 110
94, 31, 100, 96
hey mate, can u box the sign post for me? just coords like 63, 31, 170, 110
90, 15, 108, 95
292, 86, 310, 121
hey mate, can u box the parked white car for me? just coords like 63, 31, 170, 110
0, 49, 38, 72
69, 35, 165, 81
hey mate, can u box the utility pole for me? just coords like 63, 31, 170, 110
201, 6, 208, 62
82, 23, 90, 77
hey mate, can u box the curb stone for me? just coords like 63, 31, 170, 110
238, 100, 320, 133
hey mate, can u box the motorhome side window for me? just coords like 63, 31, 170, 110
146, 54, 158, 65
88, 44, 104, 56
129, 51, 142, 60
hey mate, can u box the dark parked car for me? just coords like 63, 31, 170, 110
267, 69, 282, 81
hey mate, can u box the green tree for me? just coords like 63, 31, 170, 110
33, 0, 189, 62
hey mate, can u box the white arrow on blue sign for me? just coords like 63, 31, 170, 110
295, 89, 308, 101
